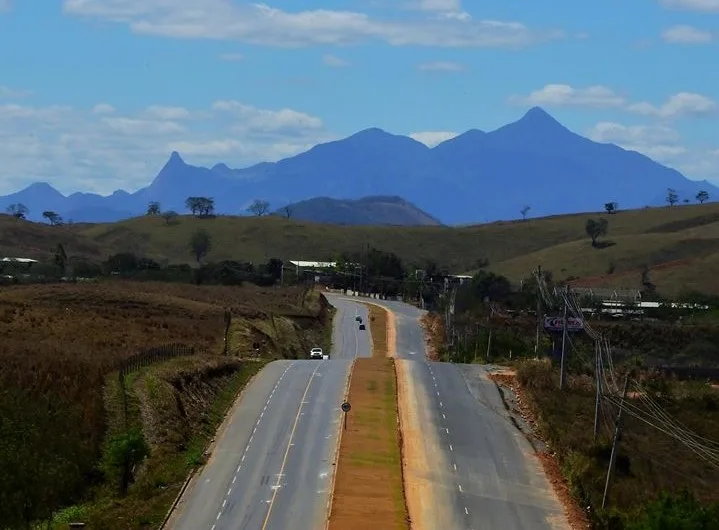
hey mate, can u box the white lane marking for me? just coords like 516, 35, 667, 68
465, 507, 469, 515
442, 413, 446, 419
453, 463, 457, 472
458, 484, 463, 493
445, 428, 449, 434
213, 362, 295, 524
449, 444, 453, 451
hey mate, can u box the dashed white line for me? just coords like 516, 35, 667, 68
453, 463, 457, 472
211, 362, 295, 527
445, 428, 449, 434
465, 507, 469, 515
458, 484, 463, 493
449, 444, 454, 451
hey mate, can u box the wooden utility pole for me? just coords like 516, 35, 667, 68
594, 339, 602, 439
559, 285, 569, 390
535, 265, 542, 356
601, 371, 631, 509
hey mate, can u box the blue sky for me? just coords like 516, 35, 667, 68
0, 0, 717, 195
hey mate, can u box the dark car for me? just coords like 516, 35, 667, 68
359, 323, 366, 330
355, 315, 363, 323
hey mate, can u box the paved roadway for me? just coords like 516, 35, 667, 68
345, 296, 570, 530
167, 297, 370, 530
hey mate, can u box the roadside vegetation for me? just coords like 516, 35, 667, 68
421, 268, 719, 529
328, 303, 409, 530
3, 199, 719, 296
0, 280, 331, 529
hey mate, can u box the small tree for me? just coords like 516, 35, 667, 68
666, 188, 679, 206
247, 199, 270, 217
696, 190, 709, 204
6, 203, 28, 219
519, 205, 530, 220
604, 201, 618, 214
585, 218, 608, 247
146, 201, 161, 215
281, 205, 293, 219
189, 228, 212, 263
42, 210, 63, 226
185, 197, 201, 216
161, 210, 178, 225
103, 429, 149, 496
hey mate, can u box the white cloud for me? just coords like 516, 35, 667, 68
587, 121, 719, 182
407, 0, 471, 20
61, 0, 563, 48
417, 61, 465, 71
143, 105, 191, 120
628, 92, 717, 119
0, 85, 31, 99
0, 99, 332, 195
92, 103, 116, 114
658, 0, 719, 12
661, 24, 714, 43
409, 131, 458, 147
509, 84, 626, 108
322, 54, 350, 67
218, 52, 244, 62
511, 84, 717, 121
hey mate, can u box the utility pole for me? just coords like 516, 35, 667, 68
485, 302, 493, 361
535, 265, 542, 356
601, 371, 631, 509
593, 339, 602, 440
559, 285, 569, 390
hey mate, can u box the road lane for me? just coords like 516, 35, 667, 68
167, 295, 370, 530
350, 296, 570, 529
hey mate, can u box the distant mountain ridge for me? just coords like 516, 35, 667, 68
275, 195, 442, 226
1, 106, 716, 225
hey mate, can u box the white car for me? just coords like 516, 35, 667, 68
309, 347, 324, 360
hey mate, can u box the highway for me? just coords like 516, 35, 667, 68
354, 296, 570, 530
167, 297, 370, 530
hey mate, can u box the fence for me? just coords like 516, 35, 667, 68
117, 344, 197, 428
117, 343, 196, 379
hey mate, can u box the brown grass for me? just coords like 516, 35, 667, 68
0, 280, 325, 527
327, 301, 409, 530
509, 361, 719, 522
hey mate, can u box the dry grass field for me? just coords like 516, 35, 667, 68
0, 280, 328, 528
3, 202, 719, 295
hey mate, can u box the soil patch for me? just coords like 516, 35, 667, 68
327, 302, 409, 530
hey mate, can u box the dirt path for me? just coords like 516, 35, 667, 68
326, 303, 409, 530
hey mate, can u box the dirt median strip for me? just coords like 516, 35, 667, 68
327, 302, 409, 530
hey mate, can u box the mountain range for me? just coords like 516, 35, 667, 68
1, 106, 716, 226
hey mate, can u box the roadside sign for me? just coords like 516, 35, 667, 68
341, 401, 351, 413
543, 316, 584, 333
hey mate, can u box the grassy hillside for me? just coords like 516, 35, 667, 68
2, 202, 719, 295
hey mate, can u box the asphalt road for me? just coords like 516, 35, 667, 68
353, 296, 569, 530
167, 296, 370, 530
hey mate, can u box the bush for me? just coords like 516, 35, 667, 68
625, 490, 719, 530
103, 429, 150, 495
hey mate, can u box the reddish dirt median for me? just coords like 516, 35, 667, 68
327, 302, 409, 530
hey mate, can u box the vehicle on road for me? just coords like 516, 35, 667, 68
309, 347, 324, 359
355, 315, 362, 323
358, 323, 366, 330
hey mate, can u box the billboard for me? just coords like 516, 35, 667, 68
543, 316, 584, 333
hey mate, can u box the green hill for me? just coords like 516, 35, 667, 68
2, 202, 719, 296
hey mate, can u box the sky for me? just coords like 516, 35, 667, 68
0, 0, 717, 196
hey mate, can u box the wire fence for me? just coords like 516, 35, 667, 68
117, 343, 196, 379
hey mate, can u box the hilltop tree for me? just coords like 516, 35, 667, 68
520, 205, 530, 220
585, 218, 608, 247
146, 201, 161, 216
666, 188, 679, 206
185, 196, 215, 218
247, 199, 270, 216
42, 210, 63, 226
281, 204, 293, 219
604, 201, 618, 214
189, 228, 212, 263
161, 210, 178, 225
696, 190, 710, 204
6, 203, 28, 219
